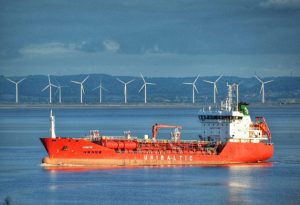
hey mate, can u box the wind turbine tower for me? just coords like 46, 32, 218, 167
71, 76, 89, 104
203, 75, 223, 104
42, 75, 57, 103
117, 78, 135, 104
6, 77, 26, 103
255, 75, 273, 104
93, 81, 108, 103
57, 85, 62, 104
182, 75, 199, 104
56, 85, 67, 104
139, 74, 155, 104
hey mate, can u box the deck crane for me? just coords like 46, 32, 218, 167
152, 123, 183, 142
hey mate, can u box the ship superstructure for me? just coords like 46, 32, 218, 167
40, 84, 273, 166
198, 84, 271, 143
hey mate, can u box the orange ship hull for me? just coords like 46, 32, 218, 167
40, 138, 274, 166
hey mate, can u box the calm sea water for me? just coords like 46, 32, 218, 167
0, 107, 300, 205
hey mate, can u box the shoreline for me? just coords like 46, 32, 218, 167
0, 102, 299, 109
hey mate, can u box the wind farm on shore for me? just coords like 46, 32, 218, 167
1, 73, 281, 106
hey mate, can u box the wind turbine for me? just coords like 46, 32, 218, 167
55, 84, 67, 104
42, 75, 57, 103
255, 75, 273, 104
6, 77, 26, 103
203, 75, 223, 104
117, 78, 135, 104
93, 81, 108, 103
71, 76, 89, 104
139, 74, 155, 104
182, 75, 200, 104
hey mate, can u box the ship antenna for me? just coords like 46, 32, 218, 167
50, 109, 56, 139
236, 83, 239, 111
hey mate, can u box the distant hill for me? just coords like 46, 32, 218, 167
0, 74, 299, 104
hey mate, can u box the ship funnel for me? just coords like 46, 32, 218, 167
50, 109, 56, 139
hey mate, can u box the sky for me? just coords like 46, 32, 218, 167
0, 0, 299, 77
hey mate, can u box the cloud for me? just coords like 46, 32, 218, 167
260, 0, 300, 9
102, 40, 120, 53
145, 44, 163, 54
19, 42, 77, 56
74, 41, 104, 53
18, 41, 106, 57
1, 41, 299, 77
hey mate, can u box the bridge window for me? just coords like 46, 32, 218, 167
199, 115, 243, 121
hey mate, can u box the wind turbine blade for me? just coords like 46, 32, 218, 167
215, 85, 218, 94
82, 86, 85, 95
194, 85, 199, 93
183, 82, 193, 85
264, 80, 273, 84
41, 85, 50, 92
215, 75, 223, 82
71, 80, 81, 84
82, 75, 89, 83
17, 78, 26, 84
99, 81, 108, 91
102, 86, 108, 92
203, 80, 214, 84
147, 83, 156, 85
260, 85, 263, 94
140, 73, 146, 83
255, 75, 263, 83
51, 84, 58, 88
139, 84, 145, 93
193, 75, 200, 83
92, 86, 100, 91
6, 78, 16, 84
126, 79, 135, 84
117, 78, 125, 84
48, 75, 51, 84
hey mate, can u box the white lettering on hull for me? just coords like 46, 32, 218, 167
82, 146, 93, 149
143, 155, 193, 161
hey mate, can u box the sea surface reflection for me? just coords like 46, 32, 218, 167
0, 107, 300, 204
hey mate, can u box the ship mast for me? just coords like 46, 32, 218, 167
225, 83, 240, 111
226, 84, 233, 111
235, 84, 239, 111
50, 110, 56, 139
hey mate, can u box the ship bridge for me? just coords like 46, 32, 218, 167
198, 110, 244, 121
198, 109, 251, 141
197, 84, 253, 142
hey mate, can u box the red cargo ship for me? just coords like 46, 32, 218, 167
41, 84, 274, 166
